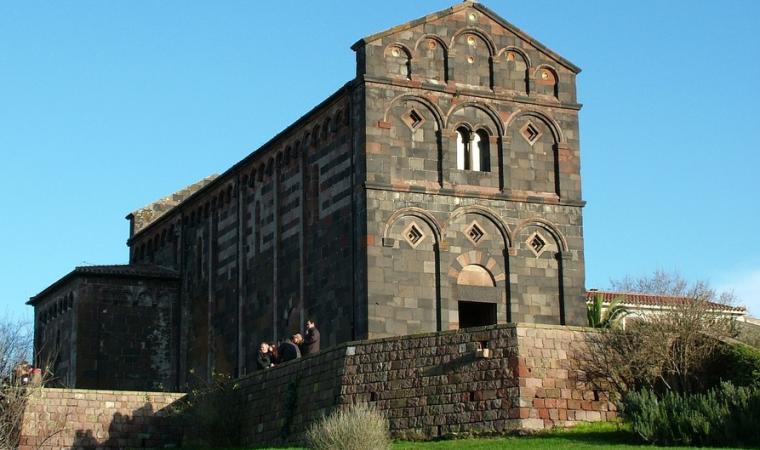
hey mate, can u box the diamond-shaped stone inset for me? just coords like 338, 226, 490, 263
465, 220, 488, 246
520, 121, 542, 145
401, 108, 425, 131
526, 231, 547, 257
402, 108, 426, 131
409, 110, 423, 128
403, 222, 426, 248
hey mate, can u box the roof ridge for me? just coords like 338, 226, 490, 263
589, 290, 695, 299
586, 290, 746, 312
351, 1, 580, 73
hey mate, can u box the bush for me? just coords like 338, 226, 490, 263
173, 373, 242, 448
305, 403, 391, 450
624, 382, 760, 446
719, 343, 760, 387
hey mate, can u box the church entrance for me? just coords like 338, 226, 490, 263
458, 301, 497, 329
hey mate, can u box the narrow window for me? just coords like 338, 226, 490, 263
475, 130, 490, 172
471, 132, 481, 171
457, 127, 490, 172
456, 127, 471, 170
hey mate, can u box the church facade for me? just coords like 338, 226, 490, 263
29, 2, 587, 391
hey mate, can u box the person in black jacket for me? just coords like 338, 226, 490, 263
278, 334, 302, 363
256, 342, 273, 370
301, 320, 320, 356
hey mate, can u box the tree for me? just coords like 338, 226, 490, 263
581, 271, 739, 400
586, 293, 629, 329
0, 316, 33, 449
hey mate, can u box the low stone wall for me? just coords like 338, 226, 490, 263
515, 325, 615, 426
19, 389, 185, 450
237, 323, 615, 446
20, 324, 615, 448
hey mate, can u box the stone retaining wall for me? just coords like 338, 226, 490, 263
19, 389, 184, 450
237, 323, 615, 446
20, 324, 614, 448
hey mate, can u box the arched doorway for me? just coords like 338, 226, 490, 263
456, 265, 498, 328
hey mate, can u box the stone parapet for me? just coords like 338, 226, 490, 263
237, 323, 614, 446
19, 388, 184, 450
20, 324, 613, 448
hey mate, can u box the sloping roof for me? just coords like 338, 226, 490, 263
127, 175, 218, 235
586, 290, 747, 313
71, 264, 179, 278
351, 1, 581, 73
126, 82, 354, 245
28, 264, 179, 306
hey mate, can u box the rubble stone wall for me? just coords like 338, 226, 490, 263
237, 323, 615, 446
20, 324, 614, 449
19, 389, 184, 450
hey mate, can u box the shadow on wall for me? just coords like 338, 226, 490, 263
70, 403, 181, 450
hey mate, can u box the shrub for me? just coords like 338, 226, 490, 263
719, 343, 760, 387
581, 274, 740, 399
624, 382, 760, 446
173, 373, 242, 448
305, 403, 391, 450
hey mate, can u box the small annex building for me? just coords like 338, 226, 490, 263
29, 1, 591, 391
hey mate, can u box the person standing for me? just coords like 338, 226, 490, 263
256, 342, 273, 370
278, 334, 302, 363
302, 320, 320, 356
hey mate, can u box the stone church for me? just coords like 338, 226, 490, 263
29, 2, 586, 391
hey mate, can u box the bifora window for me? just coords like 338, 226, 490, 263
456, 127, 490, 172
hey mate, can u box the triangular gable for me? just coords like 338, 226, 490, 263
351, 1, 581, 74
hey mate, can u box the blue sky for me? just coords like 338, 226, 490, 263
1, 0, 758, 320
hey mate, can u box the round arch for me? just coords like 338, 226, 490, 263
413, 34, 449, 55
443, 205, 512, 248
384, 42, 413, 59
382, 207, 442, 243
512, 218, 569, 253
383, 94, 445, 132
534, 64, 560, 83
445, 101, 505, 136
449, 27, 497, 56
505, 109, 564, 144
495, 46, 532, 68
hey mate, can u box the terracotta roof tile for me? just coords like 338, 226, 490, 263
586, 290, 746, 313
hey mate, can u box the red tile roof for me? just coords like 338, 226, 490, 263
586, 290, 746, 313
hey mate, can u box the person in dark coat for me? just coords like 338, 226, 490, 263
302, 320, 320, 356
269, 342, 280, 365
278, 334, 302, 363
256, 342, 273, 370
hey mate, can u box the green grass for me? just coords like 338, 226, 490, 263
245, 421, 752, 449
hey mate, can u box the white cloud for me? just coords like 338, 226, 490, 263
716, 269, 760, 318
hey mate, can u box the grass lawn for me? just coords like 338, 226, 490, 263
250, 422, 749, 449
